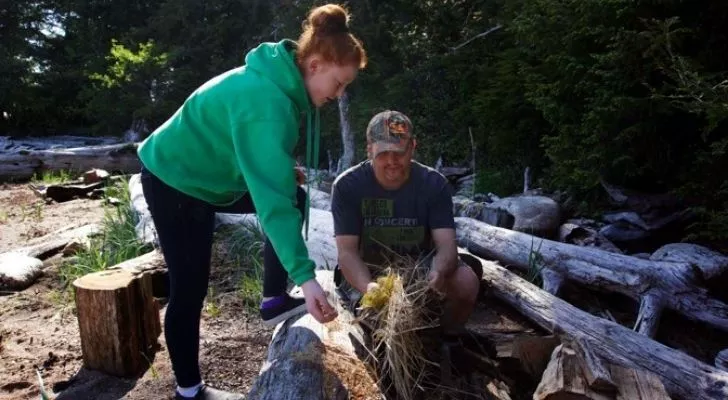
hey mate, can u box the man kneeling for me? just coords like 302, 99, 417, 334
331, 110, 480, 334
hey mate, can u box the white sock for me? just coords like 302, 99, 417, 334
176, 382, 204, 398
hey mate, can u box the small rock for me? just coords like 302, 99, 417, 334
82, 168, 110, 184
488, 195, 561, 238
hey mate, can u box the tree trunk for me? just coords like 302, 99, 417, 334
0, 142, 141, 182
469, 250, 728, 400
336, 92, 354, 175
72, 268, 161, 378
247, 270, 380, 400
454, 217, 728, 336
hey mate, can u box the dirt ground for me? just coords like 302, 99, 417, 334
0, 183, 273, 400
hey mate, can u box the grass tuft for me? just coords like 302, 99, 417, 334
58, 177, 152, 295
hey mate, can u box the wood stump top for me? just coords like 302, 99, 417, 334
73, 269, 136, 290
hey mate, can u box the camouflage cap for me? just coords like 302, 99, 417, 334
366, 110, 414, 157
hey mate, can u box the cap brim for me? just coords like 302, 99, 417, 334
372, 142, 408, 157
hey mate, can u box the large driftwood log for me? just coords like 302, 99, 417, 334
469, 251, 728, 400
0, 142, 140, 182
214, 208, 339, 270
5, 223, 101, 259
73, 268, 161, 378
248, 270, 380, 400
0, 135, 121, 151
454, 217, 728, 336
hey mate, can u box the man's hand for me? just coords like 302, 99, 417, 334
428, 269, 447, 296
365, 281, 380, 293
294, 167, 306, 185
301, 279, 337, 323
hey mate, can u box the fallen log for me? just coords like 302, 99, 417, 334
454, 217, 728, 336
469, 250, 728, 400
0, 142, 140, 182
247, 270, 380, 400
6, 223, 101, 259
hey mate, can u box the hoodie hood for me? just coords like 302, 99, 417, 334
245, 39, 320, 240
245, 39, 312, 115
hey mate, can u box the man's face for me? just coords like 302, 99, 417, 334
369, 139, 416, 190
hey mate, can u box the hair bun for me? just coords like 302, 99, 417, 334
307, 4, 350, 36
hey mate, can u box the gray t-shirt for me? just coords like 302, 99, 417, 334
331, 160, 455, 266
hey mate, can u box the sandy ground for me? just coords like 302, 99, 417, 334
0, 183, 272, 400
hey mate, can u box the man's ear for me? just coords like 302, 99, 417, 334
366, 143, 373, 159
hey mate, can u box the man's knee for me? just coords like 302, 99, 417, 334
447, 266, 479, 305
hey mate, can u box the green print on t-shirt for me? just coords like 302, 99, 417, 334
361, 198, 425, 259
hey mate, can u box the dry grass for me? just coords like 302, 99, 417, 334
359, 255, 441, 400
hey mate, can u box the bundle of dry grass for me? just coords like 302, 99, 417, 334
359, 255, 442, 400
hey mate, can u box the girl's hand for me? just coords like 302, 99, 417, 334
294, 167, 306, 185
301, 279, 337, 323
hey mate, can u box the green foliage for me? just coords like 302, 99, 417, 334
215, 222, 266, 312
526, 238, 545, 287
4, 0, 728, 246
85, 39, 169, 135
59, 179, 152, 290
31, 170, 73, 185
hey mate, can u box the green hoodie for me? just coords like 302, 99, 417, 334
137, 39, 319, 286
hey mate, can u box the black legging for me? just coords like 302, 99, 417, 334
140, 166, 306, 387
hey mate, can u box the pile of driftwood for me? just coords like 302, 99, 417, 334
49, 176, 724, 399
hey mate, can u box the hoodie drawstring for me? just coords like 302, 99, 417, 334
303, 108, 320, 241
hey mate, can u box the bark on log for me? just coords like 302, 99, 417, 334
716, 349, 728, 372
72, 268, 161, 378
247, 270, 380, 400
454, 217, 728, 336
469, 251, 728, 400
0, 142, 140, 182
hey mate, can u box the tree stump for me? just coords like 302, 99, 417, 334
73, 268, 161, 377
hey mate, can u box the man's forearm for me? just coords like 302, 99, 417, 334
338, 251, 372, 293
432, 245, 458, 277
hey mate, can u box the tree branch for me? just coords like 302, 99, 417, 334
450, 24, 503, 52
